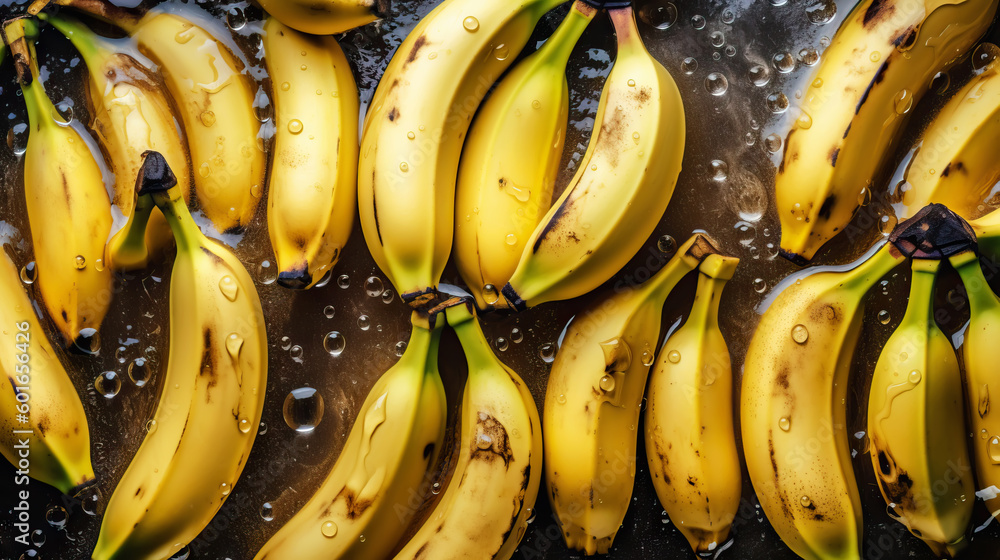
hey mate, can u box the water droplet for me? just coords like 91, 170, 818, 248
681, 57, 698, 74
709, 31, 725, 48
19, 262, 36, 284
483, 284, 500, 305
336, 274, 350, 289
641, 350, 655, 366
748, 64, 770, 87
226, 5, 247, 30
382, 290, 395, 304
711, 160, 728, 181
772, 52, 795, 73
364, 276, 384, 297
30, 528, 45, 546
95, 371, 120, 398
219, 275, 239, 301
283, 387, 325, 432
260, 502, 274, 521
219, 482, 231, 497
360, 535, 367, 543
510, 327, 524, 343
879, 215, 897, 235
237, 416, 252, 433
667, 350, 681, 364
878, 310, 891, 324
908, 370, 921, 384
495, 337, 509, 352
753, 278, 767, 293
280, 336, 292, 351
600, 337, 633, 372
766, 92, 789, 113
806, 0, 836, 24
791, 324, 809, 344
973, 43, 1000, 74
893, 89, 913, 115
800, 495, 812, 508
199, 110, 217, 127
556, 393, 567, 404
125, 356, 152, 387
358, 315, 371, 331
539, 343, 556, 363
463, 16, 480, 32
639, 1, 678, 29
259, 421, 268, 435
764, 133, 783, 153
796, 112, 813, 129
779, 417, 791, 431
705, 72, 728, 95
983, 429, 990, 439
990, 437, 1000, 463
290, 345, 304, 362
493, 43, 510, 60
477, 432, 493, 449
399, 161, 409, 173
74, 255, 86, 270
657, 235, 676, 254
145, 419, 158, 433
74, 328, 101, 355
930, 71, 950, 94
287, 119, 304, 135
45, 505, 68, 528
627, 79, 636, 88
599, 375, 616, 392
691, 15, 706, 30
394, 341, 407, 356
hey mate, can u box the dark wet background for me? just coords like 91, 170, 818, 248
0, 0, 999, 558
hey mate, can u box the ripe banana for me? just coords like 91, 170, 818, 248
544, 233, 718, 555
502, 5, 684, 310
254, 311, 446, 560
264, 17, 358, 289
775, 0, 997, 262
6, 17, 114, 347
44, 13, 191, 269
741, 242, 904, 560
951, 250, 1000, 518
867, 258, 973, 558
93, 152, 268, 560
454, 1, 596, 309
358, 0, 565, 305
0, 245, 94, 494
394, 300, 542, 559
643, 253, 741, 555
257, 0, 389, 35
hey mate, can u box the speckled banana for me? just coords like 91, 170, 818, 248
358, 0, 565, 305
93, 153, 267, 560
544, 233, 717, 555
742, 242, 904, 560
254, 312, 446, 560
5, 18, 114, 347
264, 17, 358, 289
44, 13, 191, 270
0, 244, 94, 494
394, 300, 542, 559
951, 251, 1000, 518
643, 254, 741, 555
257, 0, 389, 35
867, 258, 973, 558
776, 0, 998, 262
454, 1, 596, 309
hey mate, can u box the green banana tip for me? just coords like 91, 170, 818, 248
135, 151, 178, 196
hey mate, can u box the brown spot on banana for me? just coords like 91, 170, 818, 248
406, 35, 429, 66
863, 0, 895, 28
387, 107, 399, 122
335, 486, 375, 519
472, 413, 514, 468
856, 60, 891, 114
818, 195, 836, 221
779, 128, 796, 174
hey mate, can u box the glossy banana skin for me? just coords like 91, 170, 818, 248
257, 0, 389, 35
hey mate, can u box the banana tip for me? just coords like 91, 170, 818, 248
501, 283, 526, 312
777, 247, 808, 266
135, 151, 177, 195
277, 269, 311, 290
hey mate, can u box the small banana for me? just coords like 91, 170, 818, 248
0, 244, 94, 494
454, 1, 596, 309
742, 242, 904, 560
5, 17, 114, 347
358, 0, 565, 305
44, 13, 192, 269
394, 300, 542, 559
264, 17, 359, 289
775, 0, 998, 262
544, 233, 718, 555
867, 258, 973, 558
93, 153, 267, 560
643, 253, 741, 554
254, 311, 446, 560
257, 0, 390, 35
951, 250, 1000, 518
501, 5, 685, 310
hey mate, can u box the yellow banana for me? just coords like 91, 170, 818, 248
544, 233, 717, 554
643, 253, 741, 554
254, 311, 446, 560
257, 0, 389, 35
867, 258, 973, 558
501, 5, 684, 310
6, 17, 114, 347
358, 0, 565, 305
775, 0, 997, 262
394, 300, 542, 559
264, 17, 358, 289
93, 153, 268, 560
454, 1, 596, 309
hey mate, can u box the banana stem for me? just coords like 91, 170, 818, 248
688, 258, 736, 332
138, 152, 200, 254
50, 0, 143, 32
4, 18, 57, 131
951, 251, 1000, 317
401, 315, 443, 377
43, 13, 111, 67
840, 243, 906, 294
109, 193, 155, 264
634, 234, 719, 304
445, 303, 500, 374
609, 4, 642, 54
900, 259, 941, 326
535, 1, 596, 69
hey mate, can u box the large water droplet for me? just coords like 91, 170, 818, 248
226, 6, 247, 30
791, 324, 809, 344
260, 502, 274, 521
779, 417, 791, 431
95, 371, 121, 398
878, 310, 891, 324
639, 1, 678, 29
772, 52, 795, 73
705, 72, 729, 96
748, 65, 770, 87
667, 350, 681, 364
908, 370, 921, 384
711, 160, 728, 181
322, 520, 339, 538
364, 276, 384, 297
973, 43, 1000, 74
74, 328, 101, 355
691, 14, 706, 29
766, 92, 790, 113
283, 387, 325, 432
681, 57, 698, 74
358, 315, 371, 331
19, 262, 36, 284
805, 0, 836, 24
990, 436, 1000, 463
129, 357, 151, 387
287, 119, 304, 135
337, 274, 351, 289
219, 275, 239, 301
45, 505, 68, 529
463, 16, 480, 32
539, 343, 556, 363
482, 284, 500, 305
599, 375, 616, 392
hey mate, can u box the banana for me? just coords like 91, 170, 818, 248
44, 13, 192, 270
257, 0, 389, 35
971, 208, 1000, 262
358, 0, 566, 306
264, 17, 359, 289
775, 0, 998, 262
544, 233, 718, 555
454, 1, 596, 309
393, 300, 542, 559
501, 5, 684, 310
5, 17, 114, 347
899, 59, 1000, 220
951, 250, 1000, 518
0, 244, 94, 494
643, 253, 741, 554
93, 152, 268, 560
254, 311, 446, 560
867, 258, 973, 558
741, 242, 904, 560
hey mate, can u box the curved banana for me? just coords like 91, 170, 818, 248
257, 0, 389, 35
44, 13, 192, 269
254, 312, 446, 560
501, 5, 684, 310
454, 1, 596, 309
358, 0, 565, 305
6, 17, 114, 347
867, 258, 973, 558
394, 300, 542, 559
93, 153, 267, 560
776, 0, 998, 262
951, 251, 1000, 518
644, 253, 741, 554
0, 245, 94, 494
544, 233, 717, 554
742, 242, 904, 560
264, 17, 359, 289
